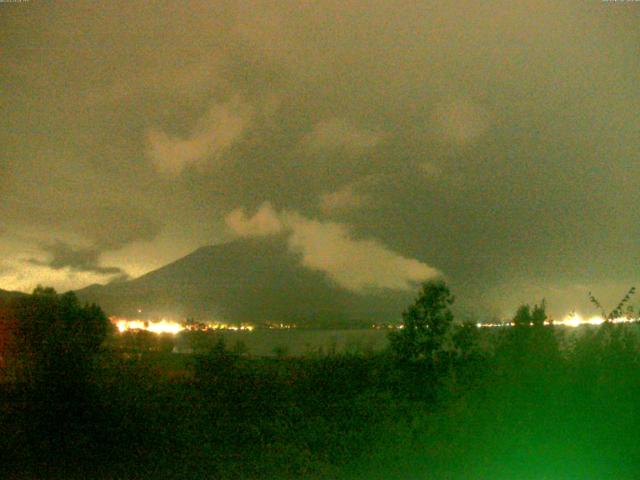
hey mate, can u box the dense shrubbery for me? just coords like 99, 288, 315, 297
2, 285, 640, 479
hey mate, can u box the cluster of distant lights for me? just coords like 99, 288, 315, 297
477, 313, 639, 329
111, 313, 639, 336
111, 317, 255, 335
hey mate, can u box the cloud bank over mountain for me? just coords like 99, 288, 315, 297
226, 202, 439, 292
2, 1, 639, 316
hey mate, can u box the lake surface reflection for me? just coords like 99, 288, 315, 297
200, 329, 390, 356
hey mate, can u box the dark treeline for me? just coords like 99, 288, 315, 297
2, 282, 640, 479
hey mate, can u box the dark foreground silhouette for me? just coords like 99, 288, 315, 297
2, 285, 640, 479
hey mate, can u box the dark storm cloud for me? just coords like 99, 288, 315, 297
29, 242, 129, 279
78, 206, 163, 251
1, 0, 639, 316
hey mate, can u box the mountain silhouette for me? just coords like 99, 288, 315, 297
0, 289, 26, 300
75, 237, 414, 328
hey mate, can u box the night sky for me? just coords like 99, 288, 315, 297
1, 1, 639, 318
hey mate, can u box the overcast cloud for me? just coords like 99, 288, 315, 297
1, 0, 639, 317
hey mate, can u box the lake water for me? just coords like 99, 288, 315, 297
188, 329, 391, 357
